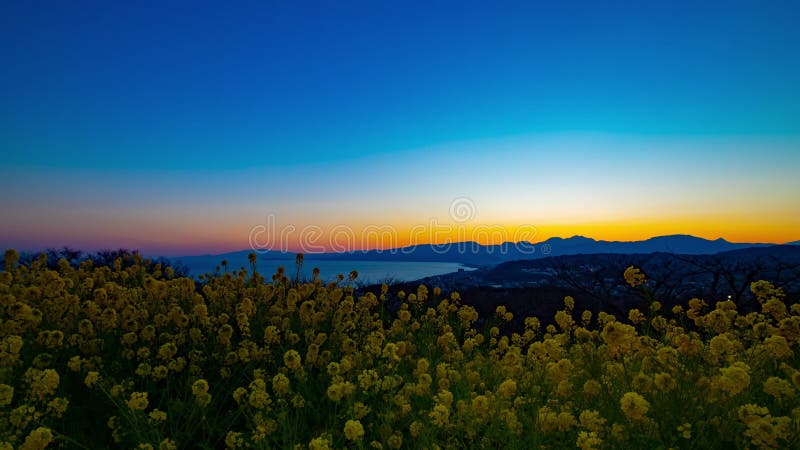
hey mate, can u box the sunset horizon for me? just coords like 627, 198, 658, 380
4, 213, 798, 258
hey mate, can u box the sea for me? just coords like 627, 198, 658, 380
184, 259, 475, 284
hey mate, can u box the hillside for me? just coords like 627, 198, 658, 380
383, 245, 800, 329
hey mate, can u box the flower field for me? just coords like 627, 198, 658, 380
1, 249, 799, 449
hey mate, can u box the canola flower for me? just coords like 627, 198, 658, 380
83, 371, 99, 388
127, 392, 149, 411
343, 419, 364, 441
620, 392, 650, 421
19, 427, 53, 450
0, 253, 799, 449
624, 265, 647, 287
0, 384, 13, 406
191, 379, 212, 407
308, 435, 331, 450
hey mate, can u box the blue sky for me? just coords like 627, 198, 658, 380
1, 1, 799, 254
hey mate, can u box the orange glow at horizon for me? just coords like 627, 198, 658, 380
31, 217, 794, 256
3, 218, 797, 257
3, 134, 799, 256
2, 195, 798, 256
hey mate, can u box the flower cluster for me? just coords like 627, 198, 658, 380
0, 251, 799, 449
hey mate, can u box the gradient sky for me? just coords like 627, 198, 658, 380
2, 1, 799, 256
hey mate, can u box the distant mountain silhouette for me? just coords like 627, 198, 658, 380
536, 234, 769, 256
174, 235, 773, 273
301, 234, 773, 264
788, 240, 800, 245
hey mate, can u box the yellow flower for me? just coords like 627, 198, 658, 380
291, 393, 305, 409
122, 332, 138, 346
600, 321, 637, 357
192, 379, 209, 396
654, 373, 676, 392
620, 392, 649, 421
84, 371, 100, 388
283, 349, 302, 370
327, 383, 344, 402
583, 380, 601, 397
28, 368, 60, 401
537, 406, 560, 432
152, 364, 169, 380
738, 403, 792, 449
272, 373, 291, 396
761, 335, 792, 359
386, 432, 403, 449
67, 356, 82, 372
225, 431, 244, 449
248, 387, 272, 410
19, 427, 53, 450
397, 309, 412, 322
650, 300, 662, 311
157, 342, 178, 360
716, 362, 751, 397
579, 410, 606, 432
409, 421, 422, 438
232, 387, 247, 404
751, 280, 785, 302
309, 436, 331, 450
624, 266, 646, 287
149, 409, 167, 423
763, 298, 787, 320
127, 392, 149, 411
192, 379, 211, 407
46, 397, 68, 417
763, 377, 795, 401
0, 384, 13, 406
471, 395, 490, 417
159, 438, 177, 449
358, 370, 379, 391
344, 419, 365, 441
353, 402, 371, 419
429, 404, 450, 427
628, 309, 646, 324
576, 431, 602, 450
497, 379, 517, 399
555, 411, 577, 431
555, 310, 575, 331
501, 408, 524, 435
326, 362, 340, 376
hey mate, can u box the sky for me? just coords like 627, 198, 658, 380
1, 1, 799, 256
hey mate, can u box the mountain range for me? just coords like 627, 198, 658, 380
175, 234, 791, 271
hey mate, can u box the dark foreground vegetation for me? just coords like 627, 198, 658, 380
1, 247, 799, 449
